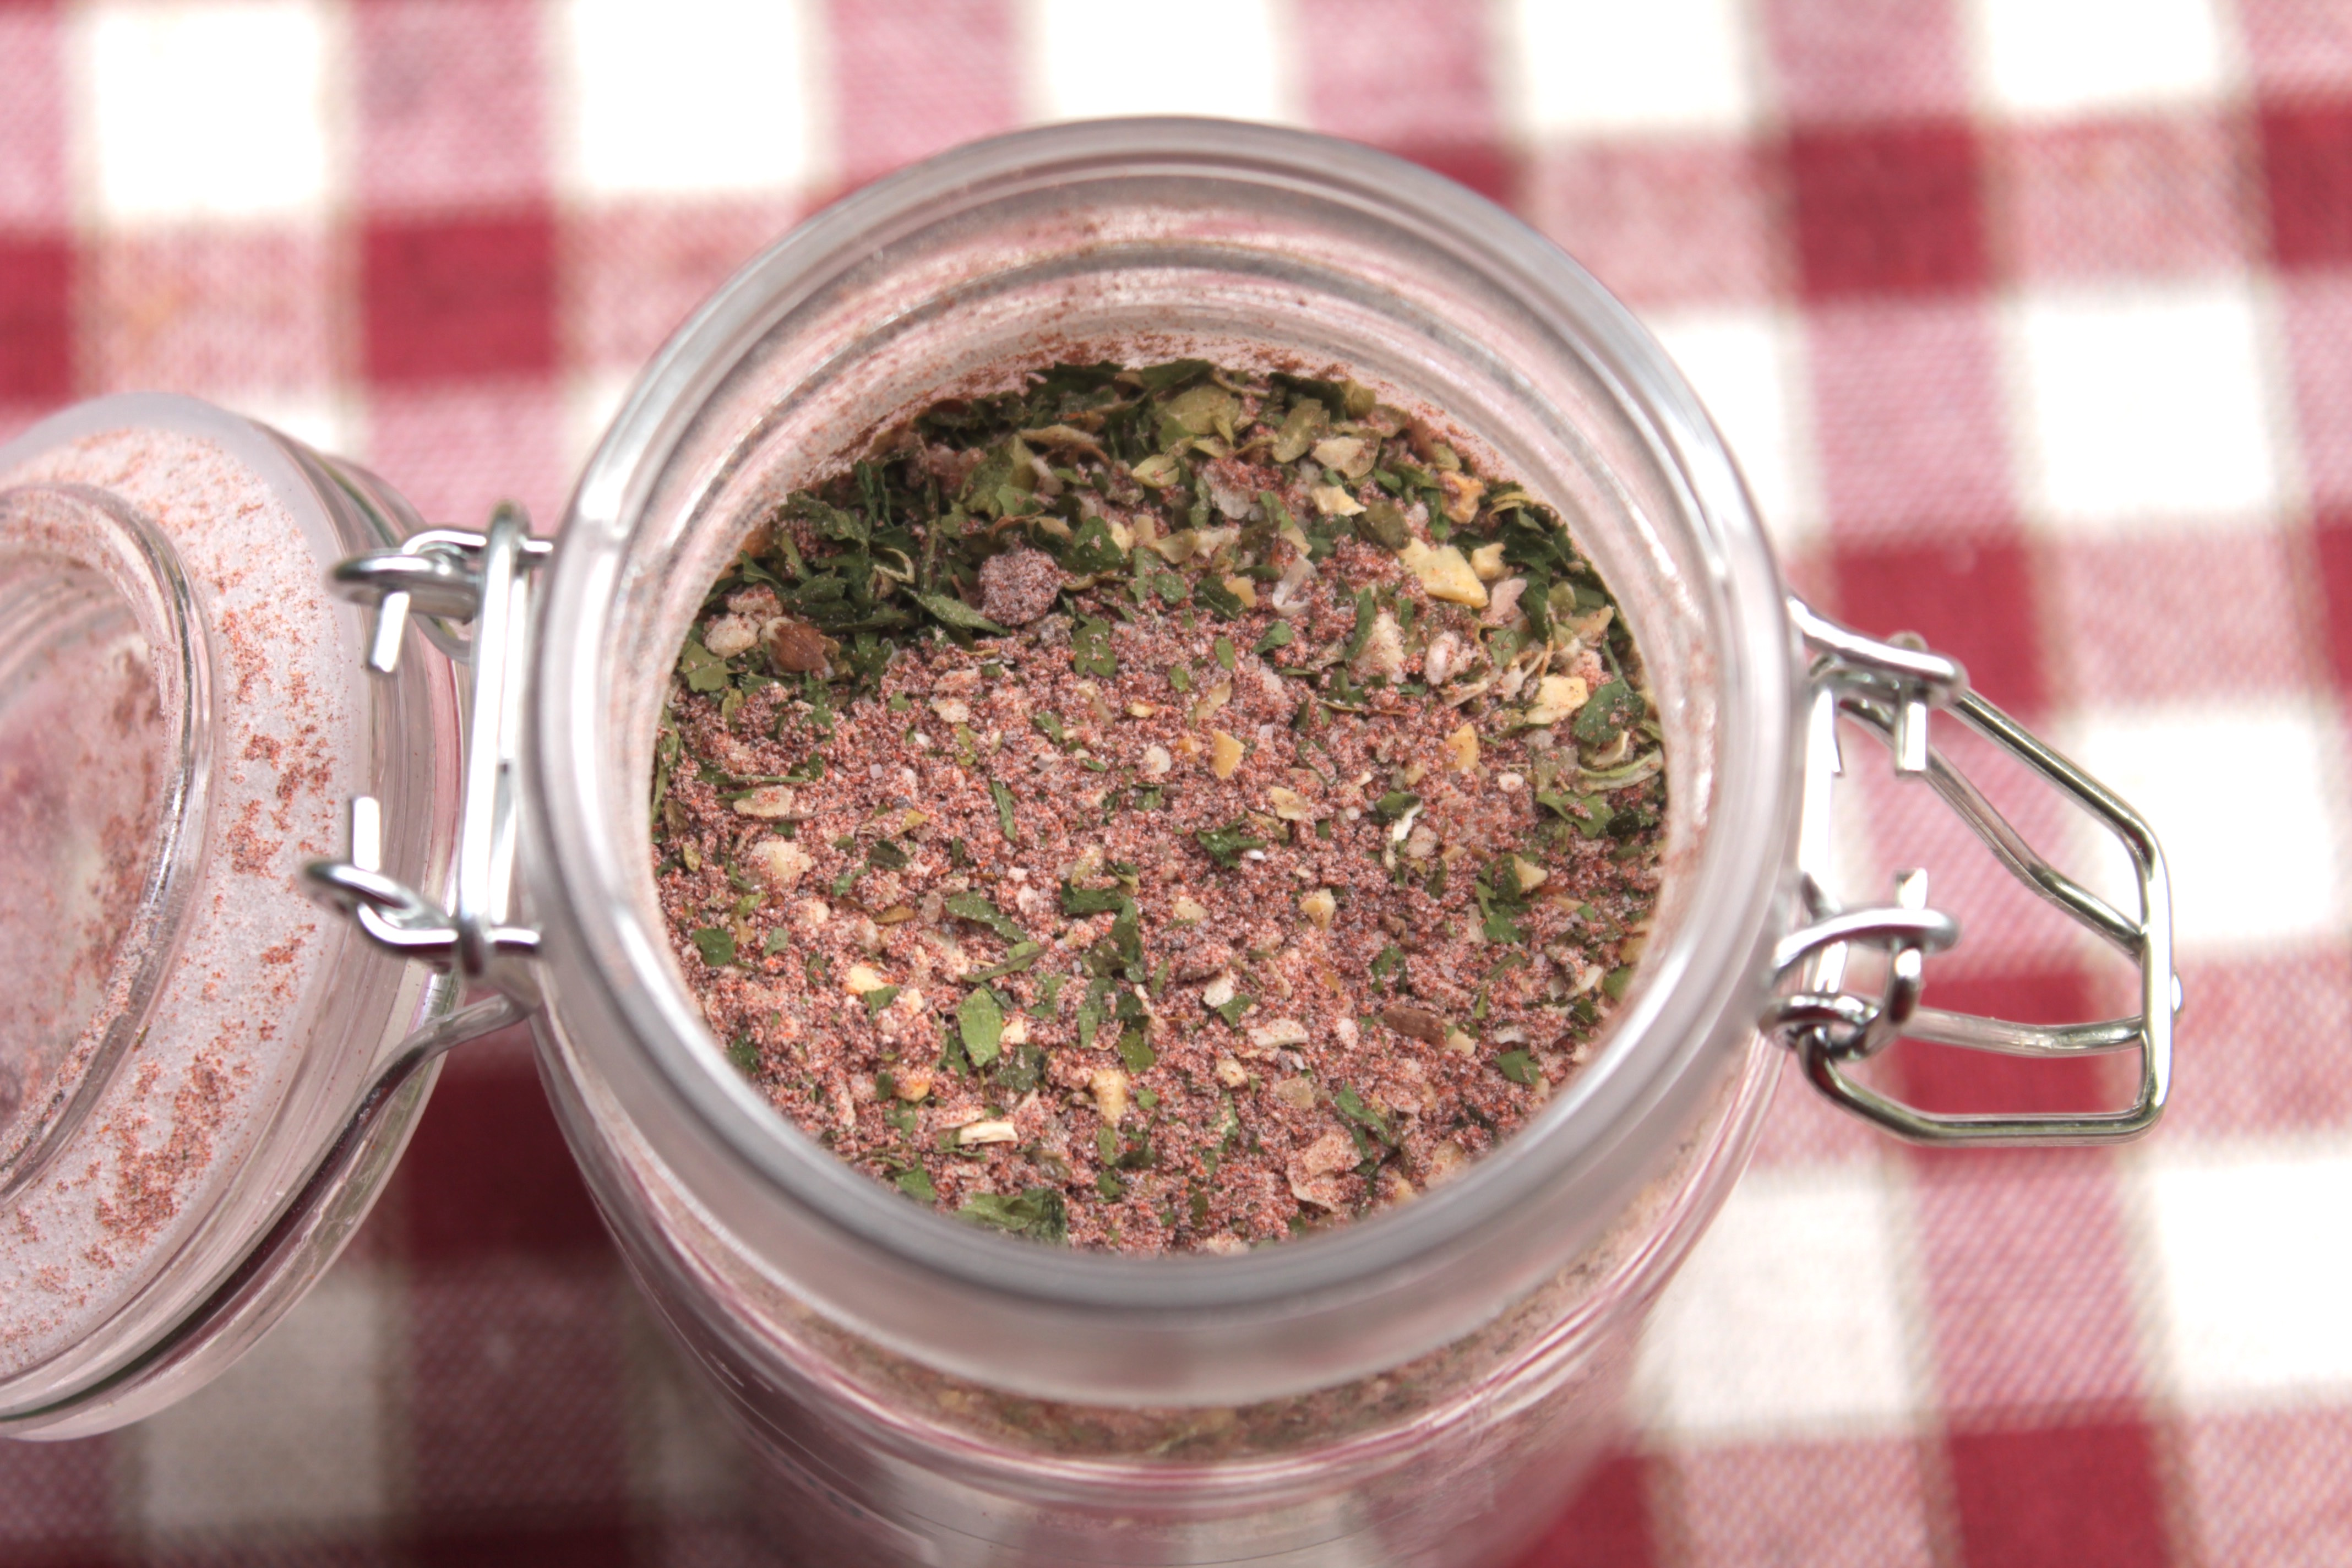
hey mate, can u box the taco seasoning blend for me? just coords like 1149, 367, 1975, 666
649, 361, 1664, 1254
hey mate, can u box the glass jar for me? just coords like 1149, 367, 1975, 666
0, 121, 2177, 1567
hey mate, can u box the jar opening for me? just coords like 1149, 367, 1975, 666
531, 120, 1799, 1404
0, 485, 210, 1197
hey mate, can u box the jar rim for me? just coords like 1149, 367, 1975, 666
529, 119, 1798, 1323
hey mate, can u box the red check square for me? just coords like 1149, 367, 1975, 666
1515, 1452, 1656, 1568
363, 209, 558, 388
1893, 968, 2121, 1125
1831, 532, 2047, 716
2262, 100, 2352, 269
395, 1037, 609, 1264
2318, 509, 2352, 683
409, 1519, 636, 1568
1789, 119, 1989, 301
1945, 1419, 2171, 1568
0, 232, 72, 405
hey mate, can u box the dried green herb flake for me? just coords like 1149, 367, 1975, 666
990, 778, 1020, 841
959, 987, 1005, 1068
1195, 820, 1267, 867
958, 1187, 1066, 1244
1072, 616, 1118, 677
944, 891, 1026, 943
1574, 680, 1645, 746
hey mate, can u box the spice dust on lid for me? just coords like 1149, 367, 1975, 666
0, 398, 375, 1379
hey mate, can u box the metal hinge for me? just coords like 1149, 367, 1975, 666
1763, 598, 2179, 1146
303, 506, 549, 1003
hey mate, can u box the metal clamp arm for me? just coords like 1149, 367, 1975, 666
303, 507, 547, 1003
1765, 598, 2179, 1147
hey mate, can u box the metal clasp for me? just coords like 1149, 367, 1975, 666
304, 506, 551, 1003
1765, 598, 2179, 1146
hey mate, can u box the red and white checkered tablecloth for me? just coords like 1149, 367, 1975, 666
5, 1, 2351, 1563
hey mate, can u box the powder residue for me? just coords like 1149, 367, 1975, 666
0, 422, 358, 1374
0, 613, 168, 1168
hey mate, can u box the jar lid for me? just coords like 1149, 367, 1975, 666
0, 482, 205, 1199
0, 395, 458, 1433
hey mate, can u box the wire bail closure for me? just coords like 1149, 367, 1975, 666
303, 507, 551, 1005
1766, 598, 2179, 1146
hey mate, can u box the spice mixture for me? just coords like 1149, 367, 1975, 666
650, 361, 1666, 1254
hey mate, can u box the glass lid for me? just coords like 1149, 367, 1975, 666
0, 395, 456, 1436
0, 483, 207, 1197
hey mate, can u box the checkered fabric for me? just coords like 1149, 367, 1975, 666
2, 1, 2348, 1562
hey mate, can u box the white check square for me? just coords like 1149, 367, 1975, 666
1636, 1163, 1921, 1438
1506, 0, 1756, 138
2146, 1145, 2352, 1403
1649, 306, 1819, 553
1027, 0, 1293, 124
560, 0, 822, 200
1969, 0, 2231, 118
82, 0, 332, 225
565, 368, 636, 478
2010, 283, 2279, 533
226, 389, 356, 464
137, 1268, 388, 1528
2064, 701, 2343, 956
